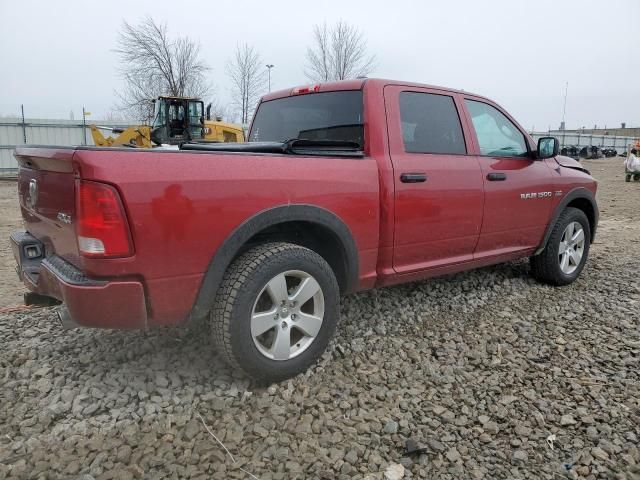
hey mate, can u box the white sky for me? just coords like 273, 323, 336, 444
1, 0, 638, 130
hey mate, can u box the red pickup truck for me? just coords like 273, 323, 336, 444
11, 78, 598, 382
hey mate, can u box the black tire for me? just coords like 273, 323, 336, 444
211, 242, 340, 383
530, 207, 591, 286
626, 175, 631, 182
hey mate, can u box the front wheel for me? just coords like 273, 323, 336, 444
530, 207, 591, 286
211, 242, 340, 383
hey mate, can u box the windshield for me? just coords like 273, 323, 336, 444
187, 101, 204, 138
152, 100, 166, 129
249, 91, 364, 148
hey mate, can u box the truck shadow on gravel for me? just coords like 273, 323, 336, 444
1, 253, 614, 397
4, 259, 536, 388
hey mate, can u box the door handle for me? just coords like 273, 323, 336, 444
487, 172, 507, 181
400, 173, 427, 183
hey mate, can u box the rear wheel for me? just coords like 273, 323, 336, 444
530, 207, 591, 286
211, 242, 340, 383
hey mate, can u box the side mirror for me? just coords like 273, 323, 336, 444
537, 136, 559, 159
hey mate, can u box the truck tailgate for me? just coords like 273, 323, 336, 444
15, 147, 80, 266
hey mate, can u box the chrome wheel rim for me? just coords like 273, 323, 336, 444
251, 270, 325, 361
558, 221, 585, 275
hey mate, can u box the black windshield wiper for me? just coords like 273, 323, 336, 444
284, 139, 361, 152
282, 139, 364, 157
180, 141, 286, 153
179, 139, 364, 157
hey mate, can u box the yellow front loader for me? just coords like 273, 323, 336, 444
90, 96, 245, 148
150, 96, 244, 145
204, 121, 245, 143
90, 125, 153, 148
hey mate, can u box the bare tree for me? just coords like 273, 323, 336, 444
226, 44, 267, 124
115, 17, 211, 121
305, 21, 375, 82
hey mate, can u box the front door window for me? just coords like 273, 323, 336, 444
465, 100, 528, 157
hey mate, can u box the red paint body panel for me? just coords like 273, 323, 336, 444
456, 94, 555, 257
35, 264, 147, 329
17, 165, 79, 265
383, 86, 484, 273
11, 79, 598, 329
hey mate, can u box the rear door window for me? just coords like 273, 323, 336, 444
399, 92, 466, 155
465, 100, 528, 157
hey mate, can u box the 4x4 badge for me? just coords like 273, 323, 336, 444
57, 212, 72, 224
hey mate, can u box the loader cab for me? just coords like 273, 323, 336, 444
150, 97, 205, 145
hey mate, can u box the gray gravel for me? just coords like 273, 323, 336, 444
1, 160, 639, 479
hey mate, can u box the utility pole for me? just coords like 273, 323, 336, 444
82, 107, 92, 145
561, 81, 568, 130
82, 107, 87, 145
20, 104, 26, 143
266, 64, 274, 92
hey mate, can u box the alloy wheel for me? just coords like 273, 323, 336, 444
250, 270, 325, 361
558, 221, 585, 275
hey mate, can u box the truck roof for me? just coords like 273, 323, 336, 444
260, 78, 486, 103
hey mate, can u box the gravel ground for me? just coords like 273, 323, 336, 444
0, 158, 639, 479
0, 179, 22, 309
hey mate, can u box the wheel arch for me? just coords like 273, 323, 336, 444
190, 204, 359, 319
534, 187, 599, 255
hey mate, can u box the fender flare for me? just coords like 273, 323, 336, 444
190, 204, 359, 319
534, 187, 599, 255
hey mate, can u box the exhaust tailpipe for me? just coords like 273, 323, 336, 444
56, 307, 79, 329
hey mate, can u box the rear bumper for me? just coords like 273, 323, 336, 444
11, 231, 147, 329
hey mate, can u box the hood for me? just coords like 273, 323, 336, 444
555, 155, 590, 174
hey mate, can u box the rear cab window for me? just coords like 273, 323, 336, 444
399, 92, 466, 155
249, 91, 364, 149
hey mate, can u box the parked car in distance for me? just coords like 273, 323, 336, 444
560, 145, 580, 159
11, 78, 599, 382
580, 145, 602, 159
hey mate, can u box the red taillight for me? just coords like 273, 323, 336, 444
292, 84, 320, 95
76, 180, 133, 257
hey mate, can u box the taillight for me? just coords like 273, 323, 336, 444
76, 180, 133, 257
